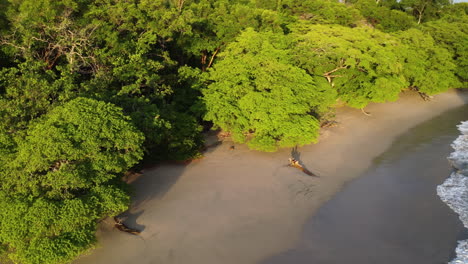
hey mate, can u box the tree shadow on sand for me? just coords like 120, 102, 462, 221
130, 163, 187, 207
116, 137, 226, 233
115, 210, 146, 233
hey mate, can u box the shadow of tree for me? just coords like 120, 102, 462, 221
131, 163, 187, 205
455, 88, 468, 104
291, 146, 301, 162
117, 210, 146, 232
117, 139, 226, 234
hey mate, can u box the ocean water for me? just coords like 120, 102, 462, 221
437, 121, 468, 264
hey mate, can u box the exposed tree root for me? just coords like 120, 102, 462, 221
361, 108, 371, 116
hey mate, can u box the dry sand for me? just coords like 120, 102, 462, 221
74, 89, 468, 264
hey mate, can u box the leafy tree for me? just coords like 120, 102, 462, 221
0, 62, 79, 132
395, 28, 461, 95
292, 24, 406, 109
0, 127, 15, 169
439, 2, 468, 22
0, 97, 144, 264
164, 0, 287, 70
71, 0, 204, 160
0, 0, 7, 29
353, 0, 416, 32
422, 19, 468, 81
2, 0, 97, 72
203, 29, 335, 151
282, 0, 363, 27
400, 0, 450, 24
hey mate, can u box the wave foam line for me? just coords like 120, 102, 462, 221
437, 121, 468, 264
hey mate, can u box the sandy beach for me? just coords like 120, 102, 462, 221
74, 89, 468, 264
262, 102, 468, 264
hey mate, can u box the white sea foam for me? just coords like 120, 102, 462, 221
437, 121, 468, 264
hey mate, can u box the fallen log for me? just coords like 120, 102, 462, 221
289, 158, 318, 177
114, 217, 141, 235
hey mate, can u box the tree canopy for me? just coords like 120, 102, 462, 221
0, 97, 143, 264
203, 29, 335, 151
291, 24, 406, 109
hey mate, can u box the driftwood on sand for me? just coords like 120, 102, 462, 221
288, 158, 318, 177
114, 217, 141, 235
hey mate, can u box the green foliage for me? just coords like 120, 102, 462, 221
440, 3, 468, 22
167, 0, 287, 69
0, 0, 9, 33
282, 0, 363, 27
422, 19, 468, 81
0, 194, 98, 264
395, 28, 461, 94
400, 0, 450, 24
354, 0, 416, 32
3, 0, 96, 72
204, 29, 335, 151
0, 98, 142, 264
86, 0, 173, 92
6, 97, 143, 196
0, 62, 79, 131
292, 24, 406, 109
0, 127, 15, 168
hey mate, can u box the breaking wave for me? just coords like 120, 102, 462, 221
437, 121, 468, 264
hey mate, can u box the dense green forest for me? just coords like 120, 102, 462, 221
0, 0, 466, 263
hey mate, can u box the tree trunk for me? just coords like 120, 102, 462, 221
201, 50, 207, 71
416, 4, 426, 24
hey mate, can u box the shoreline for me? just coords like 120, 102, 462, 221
262, 102, 468, 264
74, 89, 468, 264
438, 120, 468, 263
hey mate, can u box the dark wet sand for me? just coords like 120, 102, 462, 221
262, 104, 468, 264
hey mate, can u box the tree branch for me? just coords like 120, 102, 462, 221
206, 46, 221, 70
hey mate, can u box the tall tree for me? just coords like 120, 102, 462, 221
422, 19, 468, 81
0, 97, 144, 264
282, 0, 363, 27
292, 24, 406, 109
400, 0, 450, 24
203, 29, 335, 151
353, 0, 416, 32
395, 28, 461, 95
